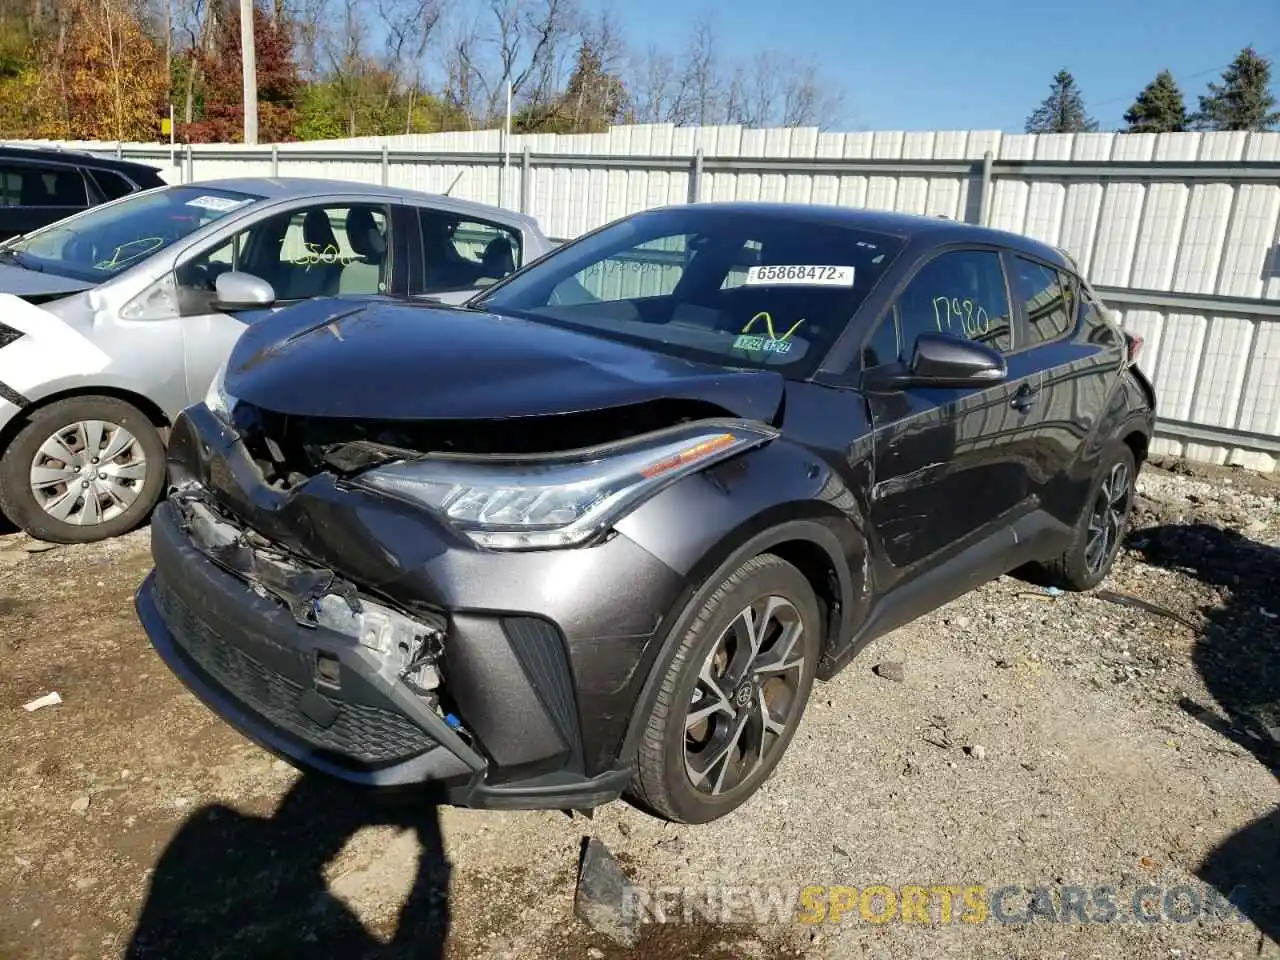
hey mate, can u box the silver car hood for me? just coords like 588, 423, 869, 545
0, 262, 96, 298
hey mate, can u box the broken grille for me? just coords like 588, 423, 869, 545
154, 575, 436, 765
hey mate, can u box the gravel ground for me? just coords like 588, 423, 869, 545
0, 456, 1277, 960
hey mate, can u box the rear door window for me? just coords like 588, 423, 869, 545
418, 209, 523, 292
0, 164, 87, 209
1008, 256, 1075, 346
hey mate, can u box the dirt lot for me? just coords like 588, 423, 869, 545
1, 456, 1277, 960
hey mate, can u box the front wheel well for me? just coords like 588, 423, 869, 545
1122, 429, 1149, 468
766, 539, 843, 659
0, 387, 172, 458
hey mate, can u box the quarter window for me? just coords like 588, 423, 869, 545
1009, 256, 1074, 346
87, 169, 136, 202
1079, 286, 1120, 348
864, 249, 1013, 367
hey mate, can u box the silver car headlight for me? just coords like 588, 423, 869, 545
353, 421, 777, 550
203, 361, 238, 421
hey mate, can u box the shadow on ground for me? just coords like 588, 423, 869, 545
1128, 523, 1279, 947
125, 774, 450, 960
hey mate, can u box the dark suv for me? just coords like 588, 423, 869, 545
135, 203, 1156, 825
0, 146, 166, 242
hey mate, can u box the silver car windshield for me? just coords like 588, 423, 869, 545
4, 185, 262, 283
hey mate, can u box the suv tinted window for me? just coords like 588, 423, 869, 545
0, 164, 87, 208
1009, 256, 1074, 346
87, 169, 136, 202
864, 248, 1013, 367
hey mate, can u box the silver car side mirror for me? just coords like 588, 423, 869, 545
214, 271, 276, 310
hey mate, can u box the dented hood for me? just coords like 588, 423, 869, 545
0, 261, 96, 299
225, 298, 786, 422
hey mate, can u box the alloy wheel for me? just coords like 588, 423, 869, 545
683, 595, 807, 796
1085, 460, 1131, 576
28, 419, 148, 527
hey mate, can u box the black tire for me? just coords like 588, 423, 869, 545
1036, 441, 1137, 591
626, 553, 822, 824
0, 395, 166, 544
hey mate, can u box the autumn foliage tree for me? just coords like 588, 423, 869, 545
0, 0, 166, 141
66, 0, 169, 140
184, 0, 299, 142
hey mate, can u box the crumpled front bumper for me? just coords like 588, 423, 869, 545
138, 500, 480, 788
134, 404, 691, 809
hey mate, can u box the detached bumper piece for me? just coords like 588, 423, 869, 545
136, 494, 631, 808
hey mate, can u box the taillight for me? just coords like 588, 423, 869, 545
1124, 332, 1144, 366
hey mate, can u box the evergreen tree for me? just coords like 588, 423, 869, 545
1124, 69, 1188, 133
1026, 69, 1099, 134
1192, 46, 1279, 131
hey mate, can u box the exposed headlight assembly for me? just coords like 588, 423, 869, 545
203, 360, 238, 422
354, 420, 777, 550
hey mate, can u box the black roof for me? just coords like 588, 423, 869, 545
0, 144, 165, 179
647, 201, 1071, 269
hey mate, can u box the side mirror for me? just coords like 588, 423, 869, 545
908, 333, 1007, 386
863, 333, 1007, 391
214, 271, 276, 311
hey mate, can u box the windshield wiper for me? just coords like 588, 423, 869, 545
0, 248, 42, 272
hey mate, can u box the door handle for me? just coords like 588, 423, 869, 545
1010, 383, 1039, 412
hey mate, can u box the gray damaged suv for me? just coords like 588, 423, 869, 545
0, 176, 553, 543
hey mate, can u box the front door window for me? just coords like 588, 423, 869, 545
175, 203, 392, 313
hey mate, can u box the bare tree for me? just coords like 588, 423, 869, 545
627, 43, 680, 123
286, 0, 329, 78
724, 50, 782, 127
447, 0, 577, 126
780, 56, 843, 128
675, 11, 720, 125
377, 0, 443, 128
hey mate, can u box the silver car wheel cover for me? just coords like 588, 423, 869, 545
28, 419, 147, 526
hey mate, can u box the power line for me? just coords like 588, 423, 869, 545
1089, 46, 1277, 111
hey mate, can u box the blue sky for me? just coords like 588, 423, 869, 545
602, 0, 1280, 132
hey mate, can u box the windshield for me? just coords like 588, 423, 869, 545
2, 185, 262, 283
472, 207, 906, 376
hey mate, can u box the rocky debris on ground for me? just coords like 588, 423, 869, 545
573, 837, 638, 947
654, 835, 685, 855
873, 661, 905, 682
941, 461, 1278, 704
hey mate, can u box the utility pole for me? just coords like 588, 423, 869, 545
240, 0, 258, 145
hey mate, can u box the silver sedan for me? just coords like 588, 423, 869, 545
0, 176, 553, 543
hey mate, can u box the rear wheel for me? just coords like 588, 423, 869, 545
1037, 441, 1137, 591
627, 553, 821, 824
0, 396, 166, 544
